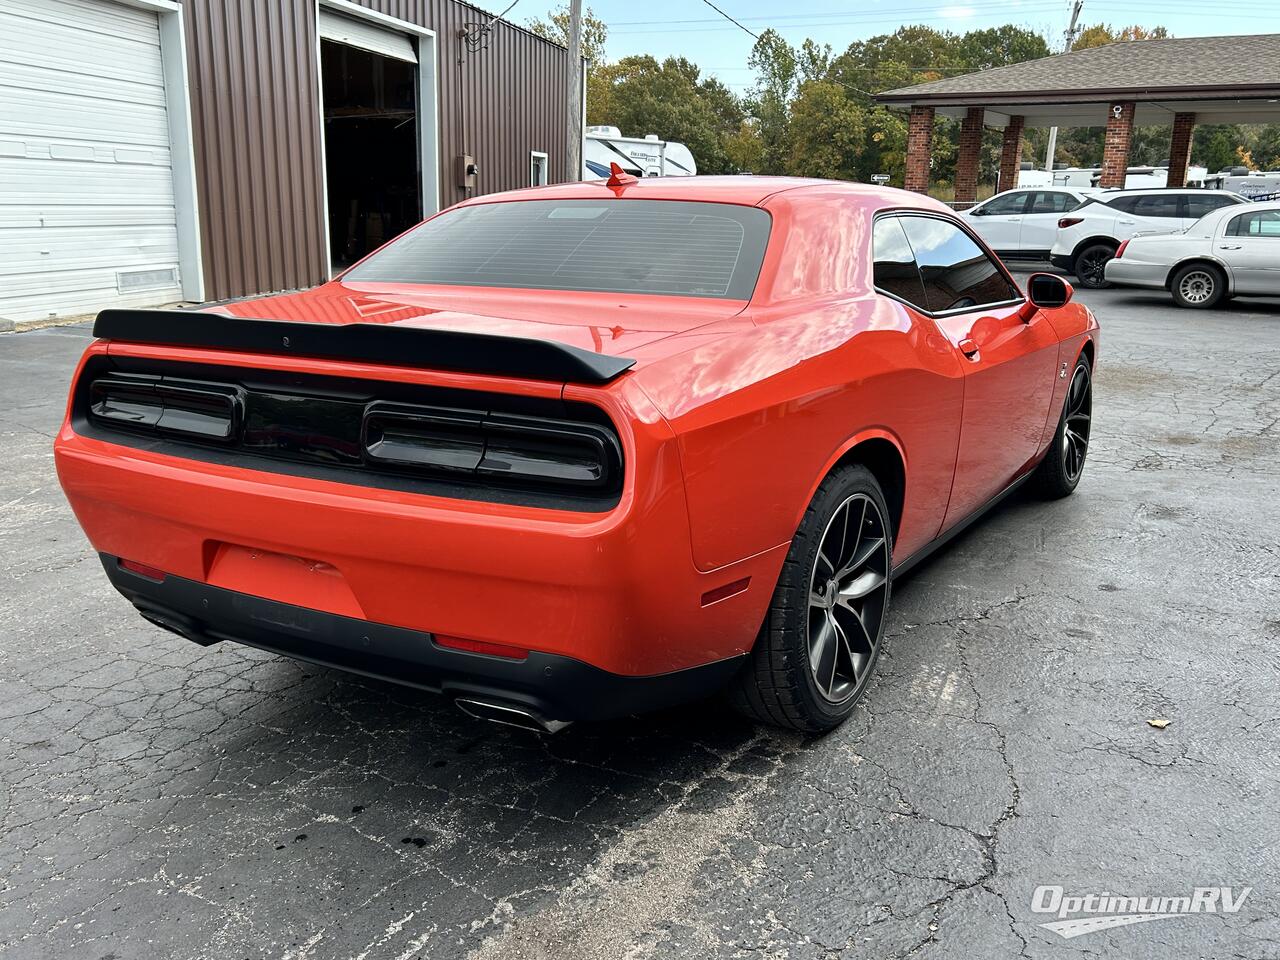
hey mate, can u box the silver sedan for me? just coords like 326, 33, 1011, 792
1103, 201, 1280, 308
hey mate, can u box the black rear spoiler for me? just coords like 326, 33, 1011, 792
92, 309, 636, 385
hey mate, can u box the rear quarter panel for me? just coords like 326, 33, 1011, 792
637, 299, 964, 571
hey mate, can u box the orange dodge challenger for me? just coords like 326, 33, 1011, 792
54, 173, 1097, 733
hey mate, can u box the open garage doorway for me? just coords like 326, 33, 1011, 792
317, 6, 439, 272
320, 38, 418, 268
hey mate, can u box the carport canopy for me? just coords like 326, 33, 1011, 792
875, 33, 1280, 199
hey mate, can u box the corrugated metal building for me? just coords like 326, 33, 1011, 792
0, 0, 575, 321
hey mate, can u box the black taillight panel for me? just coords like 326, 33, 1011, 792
89, 377, 241, 441
74, 358, 625, 510
362, 403, 621, 492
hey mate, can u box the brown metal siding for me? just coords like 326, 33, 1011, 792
178, 0, 571, 302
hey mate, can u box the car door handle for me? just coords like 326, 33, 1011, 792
958, 338, 980, 359
1219, 244, 1243, 250
1118, 218, 1135, 225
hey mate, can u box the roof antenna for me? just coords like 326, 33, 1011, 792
606, 162, 638, 189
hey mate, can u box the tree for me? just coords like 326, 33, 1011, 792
527, 5, 608, 66
585, 56, 747, 174
956, 26, 1050, 70
1071, 23, 1171, 51
746, 30, 799, 174
785, 80, 866, 179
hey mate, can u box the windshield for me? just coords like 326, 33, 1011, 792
343, 199, 772, 300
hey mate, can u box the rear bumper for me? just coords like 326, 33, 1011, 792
1049, 253, 1074, 271
103, 555, 743, 722
1102, 259, 1167, 289
55, 402, 784, 679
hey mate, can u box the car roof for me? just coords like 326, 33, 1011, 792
453, 176, 950, 212
1103, 187, 1220, 197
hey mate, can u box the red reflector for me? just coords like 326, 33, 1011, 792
1115, 239, 1130, 259
119, 558, 167, 582
1058, 217, 1083, 229
434, 634, 529, 661
701, 576, 751, 607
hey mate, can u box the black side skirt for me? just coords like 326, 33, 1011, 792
892, 471, 1034, 580
101, 555, 741, 723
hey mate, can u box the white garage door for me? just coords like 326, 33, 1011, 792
0, 0, 186, 322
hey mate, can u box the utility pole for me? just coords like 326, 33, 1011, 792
1046, 0, 1084, 173
564, 0, 584, 182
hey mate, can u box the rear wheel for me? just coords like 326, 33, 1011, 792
1073, 243, 1116, 289
1170, 263, 1225, 309
1032, 356, 1092, 499
731, 466, 892, 732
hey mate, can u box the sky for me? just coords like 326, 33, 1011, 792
520, 0, 1278, 94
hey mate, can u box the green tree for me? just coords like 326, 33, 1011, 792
955, 26, 1050, 70
785, 80, 866, 179
746, 30, 799, 174
586, 56, 746, 174
526, 5, 608, 66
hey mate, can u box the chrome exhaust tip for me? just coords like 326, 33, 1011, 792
455, 698, 571, 734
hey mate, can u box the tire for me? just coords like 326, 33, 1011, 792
731, 465, 893, 732
1072, 243, 1116, 289
1170, 263, 1226, 309
1032, 356, 1093, 499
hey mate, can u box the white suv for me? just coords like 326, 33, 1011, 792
1049, 189, 1247, 288
960, 187, 1099, 261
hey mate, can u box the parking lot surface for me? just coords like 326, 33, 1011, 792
2, 279, 1279, 959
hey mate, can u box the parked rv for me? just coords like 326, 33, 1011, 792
582, 126, 697, 180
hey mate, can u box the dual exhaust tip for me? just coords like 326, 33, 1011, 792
455, 697, 571, 734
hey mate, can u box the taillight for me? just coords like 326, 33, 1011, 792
362, 402, 621, 493
119, 558, 167, 581
1058, 217, 1084, 229
1115, 239, 1130, 259
89, 377, 241, 441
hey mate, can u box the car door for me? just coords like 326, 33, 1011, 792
1220, 208, 1280, 294
1128, 193, 1184, 235
897, 214, 1060, 530
1019, 190, 1081, 256
967, 191, 1032, 254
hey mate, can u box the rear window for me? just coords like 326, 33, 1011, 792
344, 199, 771, 299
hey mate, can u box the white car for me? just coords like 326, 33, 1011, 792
1104, 202, 1280, 308
1049, 189, 1248, 288
960, 187, 1098, 261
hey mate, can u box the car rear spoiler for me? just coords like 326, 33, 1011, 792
92, 309, 636, 384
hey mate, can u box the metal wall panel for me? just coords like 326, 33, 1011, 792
179, 0, 571, 302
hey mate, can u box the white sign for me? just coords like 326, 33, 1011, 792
871, 174, 890, 184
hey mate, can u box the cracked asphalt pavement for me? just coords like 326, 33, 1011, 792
3, 277, 1279, 959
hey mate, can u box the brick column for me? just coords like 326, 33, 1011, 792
1099, 101, 1136, 188
904, 105, 934, 194
954, 107, 984, 207
1167, 112, 1196, 188
997, 115, 1025, 193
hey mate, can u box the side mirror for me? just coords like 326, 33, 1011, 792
1027, 272, 1073, 309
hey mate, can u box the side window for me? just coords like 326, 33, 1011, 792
1106, 196, 1139, 214
872, 217, 928, 309
1184, 193, 1240, 219
1132, 194, 1182, 219
980, 192, 1030, 215
1030, 191, 1075, 214
1228, 210, 1280, 237
899, 216, 1020, 313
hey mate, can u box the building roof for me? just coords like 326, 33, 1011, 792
876, 34, 1280, 127
878, 34, 1280, 100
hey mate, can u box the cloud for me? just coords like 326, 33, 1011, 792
938, 5, 977, 17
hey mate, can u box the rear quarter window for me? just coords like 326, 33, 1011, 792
343, 199, 772, 299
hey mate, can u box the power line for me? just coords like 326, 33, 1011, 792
694, 0, 760, 39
